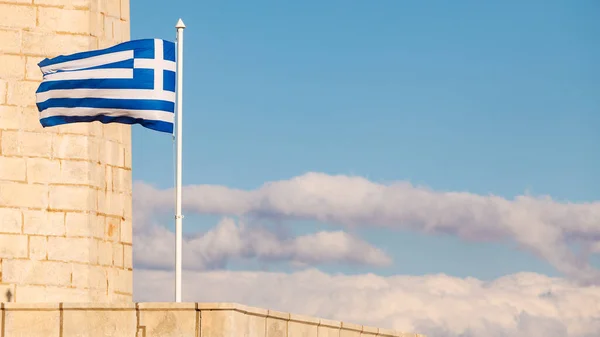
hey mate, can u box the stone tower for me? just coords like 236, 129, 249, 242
0, 0, 133, 303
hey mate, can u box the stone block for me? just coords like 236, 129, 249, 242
25, 56, 45, 81
2, 259, 72, 286
0, 283, 15, 302
60, 159, 92, 185
0, 55, 25, 80
6, 81, 40, 107
105, 216, 120, 242
103, 123, 123, 143
0, 80, 7, 105
105, 0, 121, 18
122, 21, 131, 44
112, 17, 125, 41
0, 156, 26, 182
38, 7, 90, 34
123, 244, 132, 269
99, 190, 124, 217
98, 240, 113, 265
112, 242, 123, 267
22, 31, 92, 57
23, 210, 65, 236
2, 0, 33, 4
1, 130, 52, 157
266, 311, 289, 337
53, 122, 92, 135
71, 0, 93, 9
112, 167, 132, 193
361, 325, 379, 336
47, 236, 96, 263
124, 145, 132, 168
108, 291, 131, 303
289, 314, 319, 337
0, 28, 22, 54
0, 182, 48, 209
120, 0, 130, 20
90, 11, 104, 36
52, 134, 93, 160
29, 235, 48, 260
72, 263, 107, 290
0, 106, 21, 130
62, 304, 137, 337
20, 106, 44, 131
340, 322, 362, 337
108, 267, 131, 294
105, 164, 113, 190
0, 4, 36, 29
98, 37, 117, 49
120, 218, 132, 244
49, 185, 97, 212
201, 310, 247, 337
138, 303, 198, 337
34, 0, 90, 8
378, 328, 403, 337
16, 284, 89, 302
3, 304, 60, 336
0, 208, 21, 234
318, 318, 342, 337
212, 307, 269, 337
104, 15, 114, 39
101, 139, 125, 166
90, 161, 105, 189
244, 311, 267, 337
65, 212, 103, 238
26, 157, 61, 184
123, 196, 132, 218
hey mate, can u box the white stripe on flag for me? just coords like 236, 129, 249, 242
41, 107, 174, 123
134, 59, 176, 71
36, 89, 176, 103
40, 50, 134, 74
43, 69, 133, 81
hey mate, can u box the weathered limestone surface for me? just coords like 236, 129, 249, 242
0, 302, 426, 337
0, 0, 133, 302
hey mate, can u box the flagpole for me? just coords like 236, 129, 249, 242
175, 18, 185, 303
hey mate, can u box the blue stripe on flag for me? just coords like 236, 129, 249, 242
164, 41, 176, 62
40, 115, 173, 133
38, 39, 155, 67
37, 98, 175, 112
164, 70, 176, 92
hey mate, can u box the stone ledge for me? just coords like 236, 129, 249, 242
0, 302, 425, 336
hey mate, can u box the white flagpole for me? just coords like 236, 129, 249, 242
175, 18, 186, 303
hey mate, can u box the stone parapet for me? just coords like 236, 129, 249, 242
0, 302, 425, 336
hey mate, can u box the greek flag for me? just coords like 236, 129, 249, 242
35, 39, 176, 133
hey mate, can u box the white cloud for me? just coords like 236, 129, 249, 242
133, 172, 600, 283
133, 217, 392, 270
133, 268, 600, 337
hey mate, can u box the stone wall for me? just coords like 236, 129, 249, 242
0, 302, 425, 336
0, 0, 133, 302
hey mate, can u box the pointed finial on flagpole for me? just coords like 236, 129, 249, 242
176, 18, 186, 29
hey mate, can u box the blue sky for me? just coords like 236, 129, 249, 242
129, 0, 599, 281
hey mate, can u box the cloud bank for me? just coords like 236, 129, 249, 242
133, 217, 392, 270
134, 172, 600, 283
133, 268, 600, 337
